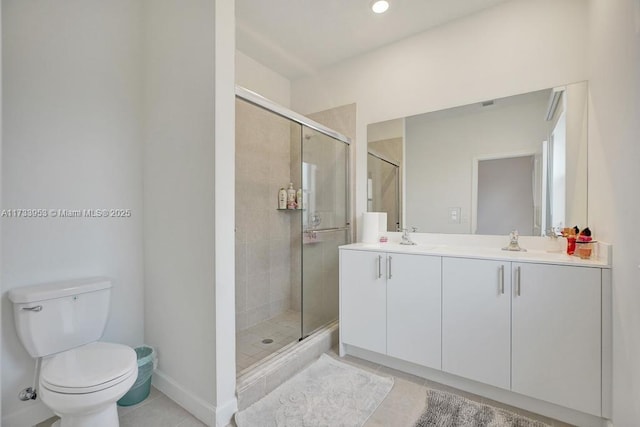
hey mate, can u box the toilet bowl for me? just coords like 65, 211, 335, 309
8, 277, 139, 427
39, 342, 138, 427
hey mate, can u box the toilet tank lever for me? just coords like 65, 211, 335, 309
22, 305, 43, 312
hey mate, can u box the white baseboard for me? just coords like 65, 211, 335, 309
152, 369, 237, 427
215, 398, 238, 427
1, 399, 54, 427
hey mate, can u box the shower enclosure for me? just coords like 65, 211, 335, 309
235, 87, 350, 374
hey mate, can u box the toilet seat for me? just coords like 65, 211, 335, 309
41, 342, 137, 394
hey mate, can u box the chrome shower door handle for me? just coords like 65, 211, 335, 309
22, 305, 43, 312
498, 265, 504, 294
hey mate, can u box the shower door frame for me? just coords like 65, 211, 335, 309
235, 85, 352, 339
235, 86, 351, 146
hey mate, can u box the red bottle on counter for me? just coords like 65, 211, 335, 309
567, 236, 576, 255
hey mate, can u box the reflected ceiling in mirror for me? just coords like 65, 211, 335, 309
367, 81, 588, 236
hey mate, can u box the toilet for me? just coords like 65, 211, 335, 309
8, 277, 138, 427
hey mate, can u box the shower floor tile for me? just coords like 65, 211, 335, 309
236, 310, 301, 373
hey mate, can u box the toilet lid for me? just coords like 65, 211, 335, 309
41, 342, 137, 394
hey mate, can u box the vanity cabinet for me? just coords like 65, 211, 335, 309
441, 259, 601, 415
339, 244, 610, 419
386, 252, 441, 368
442, 258, 511, 389
340, 249, 442, 369
340, 250, 386, 354
511, 262, 601, 416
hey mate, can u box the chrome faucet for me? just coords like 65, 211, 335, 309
502, 229, 526, 252
400, 227, 418, 245
545, 227, 560, 240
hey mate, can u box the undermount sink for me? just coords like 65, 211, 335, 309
388, 243, 434, 251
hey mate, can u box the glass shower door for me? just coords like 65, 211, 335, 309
301, 126, 350, 337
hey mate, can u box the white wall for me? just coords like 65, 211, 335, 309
236, 50, 291, 107
291, 0, 589, 238
368, 119, 403, 144
142, 1, 236, 425
213, 3, 238, 424
587, 0, 640, 425
1, 1, 144, 425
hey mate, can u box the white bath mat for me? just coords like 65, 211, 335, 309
235, 353, 394, 427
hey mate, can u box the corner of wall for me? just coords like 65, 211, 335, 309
214, 1, 238, 425
1, 3, 3, 422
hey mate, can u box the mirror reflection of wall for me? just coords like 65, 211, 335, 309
366, 81, 588, 236
476, 155, 535, 235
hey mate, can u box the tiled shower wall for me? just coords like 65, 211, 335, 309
236, 99, 297, 331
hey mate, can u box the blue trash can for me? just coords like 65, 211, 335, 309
117, 346, 156, 406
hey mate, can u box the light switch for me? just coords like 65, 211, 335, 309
448, 207, 461, 224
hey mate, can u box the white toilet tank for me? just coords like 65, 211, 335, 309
8, 277, 112, 358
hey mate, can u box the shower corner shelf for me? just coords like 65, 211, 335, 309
277, 208, 305, 211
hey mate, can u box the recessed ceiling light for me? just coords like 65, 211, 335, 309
371, 0, 390, 14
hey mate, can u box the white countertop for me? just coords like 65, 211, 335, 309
340, 242, 611, 268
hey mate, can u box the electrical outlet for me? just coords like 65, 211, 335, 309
448, 207, 461, 224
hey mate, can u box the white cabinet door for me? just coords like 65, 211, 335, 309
442, 257, 511, 389
512, 263, 601, 416
339, 249, 386, 354
387, 253, 442, 369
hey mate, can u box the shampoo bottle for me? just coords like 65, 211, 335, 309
286, 183, 296, 209
278, 188, 287, 209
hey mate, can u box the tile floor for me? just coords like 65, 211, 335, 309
236, 310, 301, 373
35, 387, 205, 427
37, 348, 574, 427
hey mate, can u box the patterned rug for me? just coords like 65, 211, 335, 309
414, 389, 551, 427
235, 354, 394, 427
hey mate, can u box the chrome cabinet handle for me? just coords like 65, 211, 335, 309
388, 256, 392, 279
498, 265, 504, 294
22, 305, 43, 312
515, 266, 521, 296
377, 255, 382, 279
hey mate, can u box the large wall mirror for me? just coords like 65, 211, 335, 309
367, 81, 588, 236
